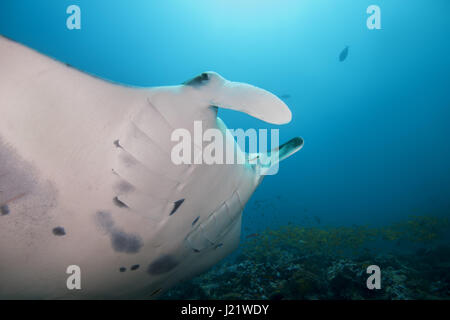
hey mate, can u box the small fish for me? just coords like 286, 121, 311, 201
279, 94, 291, 100
246, 233, 260, 239
339, 46, 349, 62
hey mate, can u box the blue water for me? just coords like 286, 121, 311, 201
1, 0, 449, 234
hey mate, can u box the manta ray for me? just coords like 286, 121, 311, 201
0, 36, 303, 299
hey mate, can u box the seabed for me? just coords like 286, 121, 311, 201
162, 215, 450, 300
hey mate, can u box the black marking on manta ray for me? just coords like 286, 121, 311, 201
183, 72, 209, 87
111, 230, 143, 254
95, 211, 144, 254
113, 140, 122, 148
96, 211, 115, 231
147, 255, 179, 275
170, 199, 185, 216
1, 204, 10, 215
210, 105, 219, 115
0, 137, 58, 225
115, 180, 135, 194
192, 216, 200, 226
113, 196, 129, 208
214, 243, 223, 249
119, 267, 126, 273
52, 226, 66, 236
131, 264, 140, 271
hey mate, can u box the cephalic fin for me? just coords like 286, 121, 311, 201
183, 71, 292, 125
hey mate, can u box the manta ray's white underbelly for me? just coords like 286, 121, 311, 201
0, 100, 251, 298
0, 107, 250, 298
0, 36, 300, 299
0, 74, 251, 299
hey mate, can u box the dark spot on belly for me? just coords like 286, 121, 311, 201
113, 140, 122, 148
0, 138, 58, 226
113, 196, 128, 208
96, 211, 115, 231
131, 264, 140, 271
52, 226, 66, 236
192, 216, 200, 226
115, 180, 135, 193
1, 205, 10, 215
95, 211, 143, 254
111, 230, 143, 254
147, 255, 179, 275
170, 199, 185, 215
119, 267, 126, 272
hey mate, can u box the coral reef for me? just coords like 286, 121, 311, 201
162, 215, 450, 300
